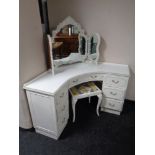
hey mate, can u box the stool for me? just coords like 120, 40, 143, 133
69, 81, 102, 122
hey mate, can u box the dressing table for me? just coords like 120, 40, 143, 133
23, 16, 130, 140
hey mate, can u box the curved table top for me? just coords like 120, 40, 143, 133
23, 62, 130, 96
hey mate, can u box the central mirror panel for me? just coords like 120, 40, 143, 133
53, 24, 79, 59
51, 17, 87, 68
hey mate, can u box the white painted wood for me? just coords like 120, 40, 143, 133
87, 33, 101, 64
52, 16, 85, 37
69, 82, 102, 122
102, 87, 126, 100
96, 94, 102, 116
26, 84, 69, 139
101, 107, 121, 115
103, 75, 128, 89
26, 91, 57, 135
35, 128, 58, 140
23, 62, 130, 96
88, 73, 105, 81
24, 62, 130, 139
101, 98, 123, 111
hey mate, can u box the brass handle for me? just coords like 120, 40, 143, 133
112, 80, 119, 84
110, 92, 117, 96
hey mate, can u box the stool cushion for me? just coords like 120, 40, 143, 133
70, 82, 101, 96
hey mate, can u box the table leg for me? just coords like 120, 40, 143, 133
96, 94, 102, 116
72, 98, 78, 123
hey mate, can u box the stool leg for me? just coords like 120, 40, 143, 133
96, 94, 102, 116
72, 98, 78, 123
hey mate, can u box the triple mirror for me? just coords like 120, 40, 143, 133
47, 16, 100, 75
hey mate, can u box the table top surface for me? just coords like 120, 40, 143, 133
23, 62, 130, 95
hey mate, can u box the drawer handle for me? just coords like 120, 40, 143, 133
109, 103, 115, 107
59, 92, 64, 98
110, 92, 117, 96
73, 79, 78, 83
112, 80, 119, 84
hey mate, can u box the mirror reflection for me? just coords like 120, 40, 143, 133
90, 35, 98, 54
51, 17, 87, 68
79, 35, 86, 56
88, 34, 100, 61
52, 24, 80, 60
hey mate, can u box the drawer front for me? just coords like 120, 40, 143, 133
103, 75, 128, 89
88, 73, 105, 81
101, 98, 123, 111
69, 73, 105, 88
69, 75, 87, 88
103, 87, 125, 100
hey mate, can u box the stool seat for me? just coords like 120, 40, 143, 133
69, 82, 102, 122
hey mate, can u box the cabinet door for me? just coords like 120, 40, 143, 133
28, 92, 57, 134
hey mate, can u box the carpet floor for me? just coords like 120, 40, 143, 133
19, 98, 135, 155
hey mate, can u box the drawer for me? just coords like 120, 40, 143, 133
103, 75, 128, 89
88, 73, 105, 81
101, 98, 123, 111
69, 75, 86, 88
103, 87, 125, 100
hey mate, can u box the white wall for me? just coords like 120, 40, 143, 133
48, 0, 135, 100
19, 0, 47, 128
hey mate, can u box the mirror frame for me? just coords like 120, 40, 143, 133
47, 35, 55, 75
87, 33, 101, 64
51, 16, 87, 74
52, 16, 85, 37
78, 34, 88, 62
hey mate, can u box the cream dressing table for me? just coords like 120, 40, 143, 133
23, 17, 130, 140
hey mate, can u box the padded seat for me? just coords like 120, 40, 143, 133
69, 82, 102, 122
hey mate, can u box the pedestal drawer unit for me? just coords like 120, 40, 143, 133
101, 75, 129, 115
102, 87, 126, 100
26, 84, 69, 140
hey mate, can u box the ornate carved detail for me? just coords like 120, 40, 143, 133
52, 16, 85, 37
